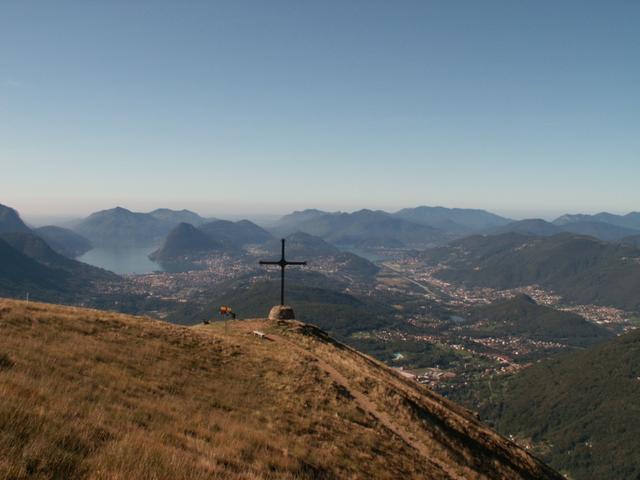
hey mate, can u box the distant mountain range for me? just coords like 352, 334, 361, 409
420, 232, 640, 311
553, 211, 640, 230
270, 231, 340, 257
395, 206, 512, 234
272, 209, 329, 233
274, 207, 513, 240
48, 204, 514, 253
147, 208, 208, 226
33, 204, 640, 253
149, 219, 274, 270
468, 325, 640, 479
551, 211, 640, 240
488, 219, 563, 237
270, 207, 640, 247
73, 207, 209, 248
271, 208, 447, 248
488, 217, 640, 241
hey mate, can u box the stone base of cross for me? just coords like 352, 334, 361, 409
268, 305, 296, 321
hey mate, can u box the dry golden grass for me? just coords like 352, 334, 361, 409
0, 299, 560, 479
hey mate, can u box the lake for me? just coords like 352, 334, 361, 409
78, 247, 164, 275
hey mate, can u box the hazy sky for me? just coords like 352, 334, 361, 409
1, 1, 639, 219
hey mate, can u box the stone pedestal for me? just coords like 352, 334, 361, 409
268, 305, 296, 320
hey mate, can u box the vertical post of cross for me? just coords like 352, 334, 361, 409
259, 238, 307, 306
280, 239, 285, 305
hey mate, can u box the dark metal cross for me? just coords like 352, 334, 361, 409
259, 238, 307, 306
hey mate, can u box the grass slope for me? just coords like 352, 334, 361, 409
0, 299, 561, 480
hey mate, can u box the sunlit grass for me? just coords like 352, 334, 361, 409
0, 299, 560, 479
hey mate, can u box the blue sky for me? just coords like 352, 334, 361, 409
1, 0, 638, 219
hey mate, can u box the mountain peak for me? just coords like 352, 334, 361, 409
0, 203, 31, 234
149, 222, 222, 262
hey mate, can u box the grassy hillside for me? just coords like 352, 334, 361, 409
463, 328, 640, 479
0, 298, 561, 479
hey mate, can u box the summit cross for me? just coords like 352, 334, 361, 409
259, 239, 307, 306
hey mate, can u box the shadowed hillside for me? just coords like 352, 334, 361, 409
33, 226, 93, 258
467, 294, 614, 349
0, 203, 31, 234
621, 234, 640, 248
421, 233, 640, 311
149, 222, 223, 263
0, 299, 561, 479
199, 219, 273, 248
461, 327, 640, 479
0, 232, 115, 282
0, 239, 69, 299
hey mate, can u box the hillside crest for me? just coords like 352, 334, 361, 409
0, 298, 561, 479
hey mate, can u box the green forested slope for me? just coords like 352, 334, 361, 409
466, 329, 640, 479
